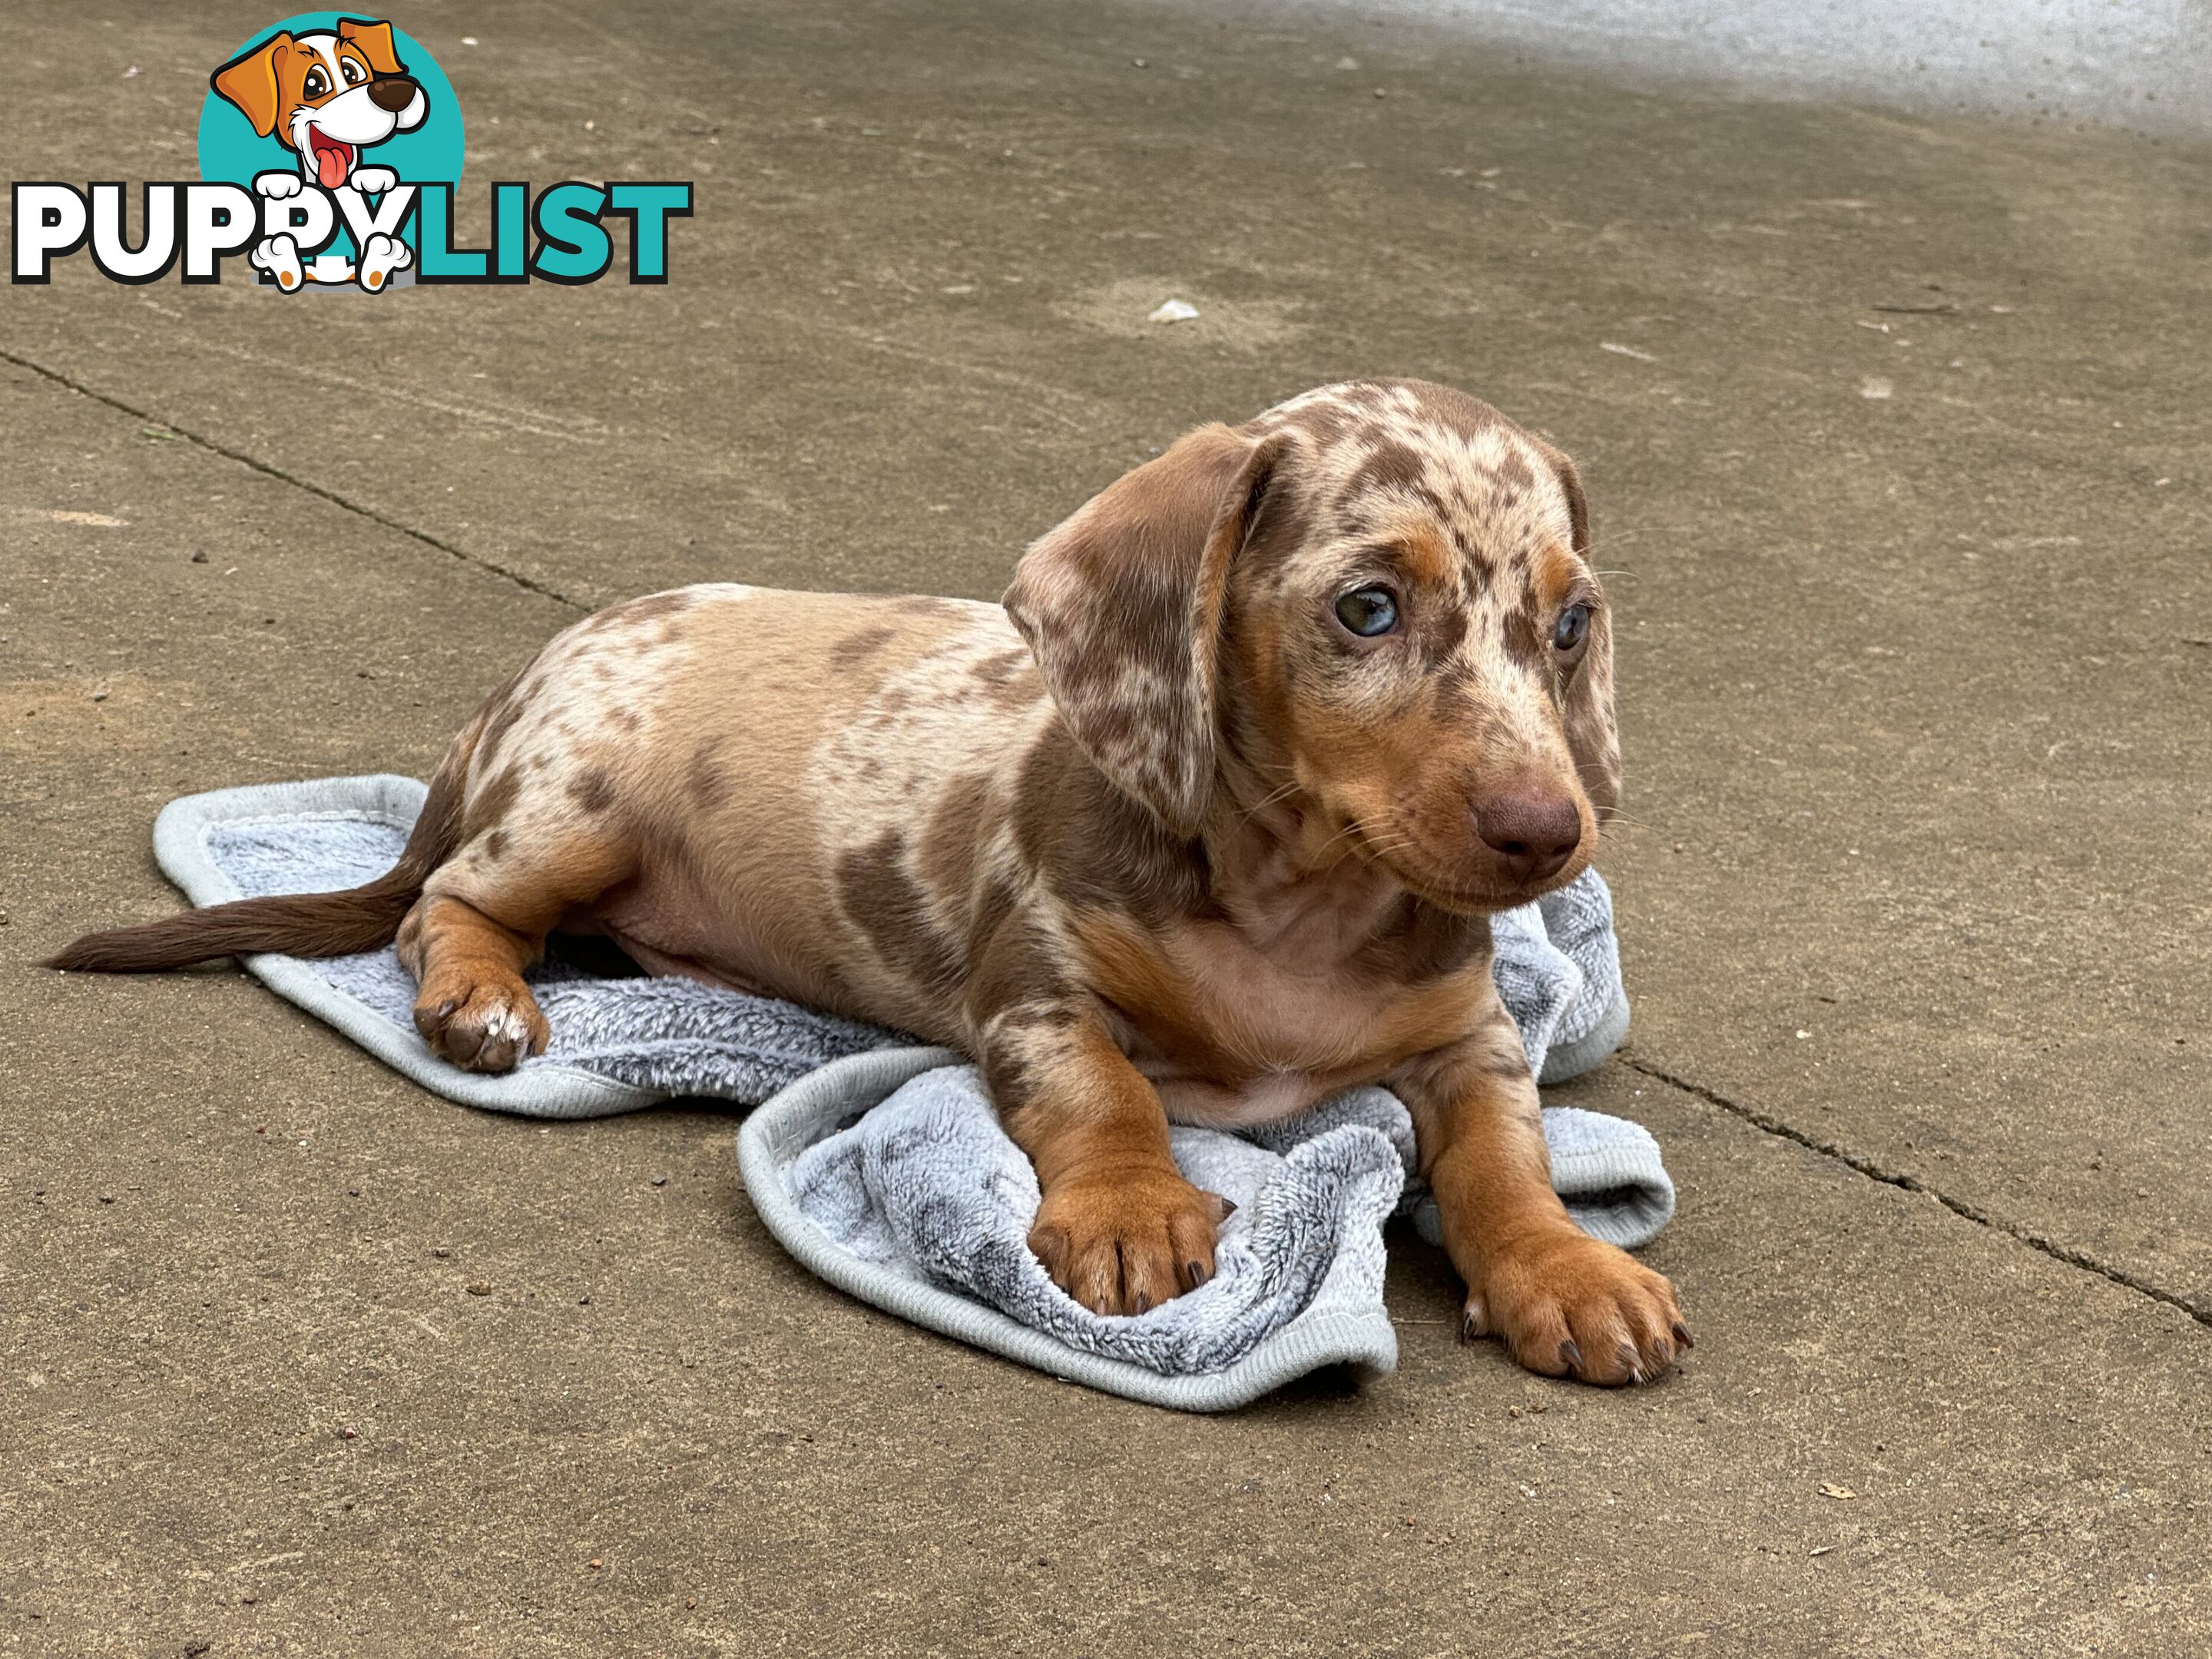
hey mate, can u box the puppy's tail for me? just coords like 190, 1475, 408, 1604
44, 761, 469, 974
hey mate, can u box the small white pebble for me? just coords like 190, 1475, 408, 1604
1148, 299, 1199, 323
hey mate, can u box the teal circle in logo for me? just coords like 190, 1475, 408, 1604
197, 13, 463, 266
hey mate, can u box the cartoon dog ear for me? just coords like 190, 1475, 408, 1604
1532, 435, 1621, 820
1005, 423, 1286, 839
336, 17, 406, 75
210, 31, 292, 139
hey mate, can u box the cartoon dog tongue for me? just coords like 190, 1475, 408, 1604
311, 132, 350, 190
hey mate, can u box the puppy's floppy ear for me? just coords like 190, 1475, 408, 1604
336, 17, 406, 75
211, 32, 292, 139
1005, 422, 1285, 838
1532, 436, 1621, 818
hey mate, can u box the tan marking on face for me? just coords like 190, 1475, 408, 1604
1532, 541, 1585, 611
1395, 520, 1456, 588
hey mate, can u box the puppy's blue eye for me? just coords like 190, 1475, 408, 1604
1553, 602, 1591, 652
1335, 587, 1399, 637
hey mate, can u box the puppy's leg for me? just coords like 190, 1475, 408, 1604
398, 896, 548, 1072
396, 820, 631, 1074
979, 1005, 1230, 1316
1394, 992, 1688, 1386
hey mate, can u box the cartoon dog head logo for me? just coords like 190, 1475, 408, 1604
199, 14, 459, 292
211, 18, 426, 193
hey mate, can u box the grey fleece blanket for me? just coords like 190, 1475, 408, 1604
151, 774, 1671, 1411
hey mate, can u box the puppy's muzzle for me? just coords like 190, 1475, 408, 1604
368, 75, 419, 114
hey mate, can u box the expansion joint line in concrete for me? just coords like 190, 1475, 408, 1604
1621, 1055, 2211, 1330
0, 347, 589, 614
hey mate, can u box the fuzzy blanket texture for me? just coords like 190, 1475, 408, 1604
151, 774, 1671, 1410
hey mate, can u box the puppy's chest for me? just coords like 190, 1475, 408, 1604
1088, 919, 1485, 1128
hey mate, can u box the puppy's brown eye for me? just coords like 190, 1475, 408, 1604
342, 59, 366, 84
1334, 587, 1399, 638
1553, 602, 1591, 653
303, 68, 328, 98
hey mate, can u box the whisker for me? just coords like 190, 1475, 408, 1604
1233, 775, 1305, 824
1310, 816, 1376, 863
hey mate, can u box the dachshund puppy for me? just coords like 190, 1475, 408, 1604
53, 379, 1687, 1386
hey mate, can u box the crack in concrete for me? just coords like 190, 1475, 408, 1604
1621, 1055, 2211, 1330
0, 348, 589, 614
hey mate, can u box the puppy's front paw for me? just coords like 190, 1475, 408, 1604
1028, 1166, 1233, 1316
412, 970, 548, 1073
253, 170, 302, 200
350, 165, 398, 194
1465, 1230, 1688, 1386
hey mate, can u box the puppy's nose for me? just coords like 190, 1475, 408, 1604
368, 75, 419, 113
1475, 791, 1582, 883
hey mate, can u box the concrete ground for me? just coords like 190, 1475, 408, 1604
5, 2, 2209, 1654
